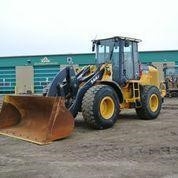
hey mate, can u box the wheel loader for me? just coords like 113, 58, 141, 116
0, 36, 166, 144
163, 65, 178, 97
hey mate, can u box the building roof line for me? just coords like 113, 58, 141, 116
1, 49, 178, 59
0, 53, 94, 59
139, 49, 178, 53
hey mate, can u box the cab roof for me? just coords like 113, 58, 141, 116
93, 36, 141, 43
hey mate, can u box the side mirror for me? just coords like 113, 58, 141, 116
92, 44, 95, 51
124, 40, 130, 47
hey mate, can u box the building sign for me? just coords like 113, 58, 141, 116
41, 57, 50, 63
34, 57, 58, 66
66, 57, 73, 64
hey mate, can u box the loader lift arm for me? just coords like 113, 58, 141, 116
46, 65, 106, 117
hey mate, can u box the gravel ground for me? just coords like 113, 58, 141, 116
0, 97, 178, 178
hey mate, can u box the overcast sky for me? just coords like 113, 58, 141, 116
0, 0, 178, 56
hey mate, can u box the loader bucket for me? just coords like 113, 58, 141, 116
0, 95, 74, 145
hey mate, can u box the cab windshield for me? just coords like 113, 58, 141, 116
96, 39, 119, 64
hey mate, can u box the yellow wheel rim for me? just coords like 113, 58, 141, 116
100, 96, 115, 119
149, 94, 159, 112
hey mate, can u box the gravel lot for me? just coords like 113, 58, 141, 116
0, 97, 178, 178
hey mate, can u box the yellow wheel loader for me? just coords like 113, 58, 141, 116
0, 36, 166, 144
163, 65, 178, 97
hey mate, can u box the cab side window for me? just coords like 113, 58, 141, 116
123, 42, 134, 79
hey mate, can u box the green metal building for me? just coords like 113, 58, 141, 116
0, 50, 178, 94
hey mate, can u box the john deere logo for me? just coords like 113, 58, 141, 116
41, 57, 50, 63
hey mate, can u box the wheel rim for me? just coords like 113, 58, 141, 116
149, 94, 159, 112
100, 96, 115, 119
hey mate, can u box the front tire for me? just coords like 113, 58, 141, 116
82, 85, 120, 129
136, 85, 162, 120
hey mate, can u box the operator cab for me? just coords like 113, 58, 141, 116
92, 36, 141, 85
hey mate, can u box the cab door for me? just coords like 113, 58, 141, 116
123, 41, 139, 80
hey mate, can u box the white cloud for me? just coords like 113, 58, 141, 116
0, 0, 178, 56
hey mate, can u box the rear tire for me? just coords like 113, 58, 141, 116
136, 85, 162, 120
82, 85, 120, 129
